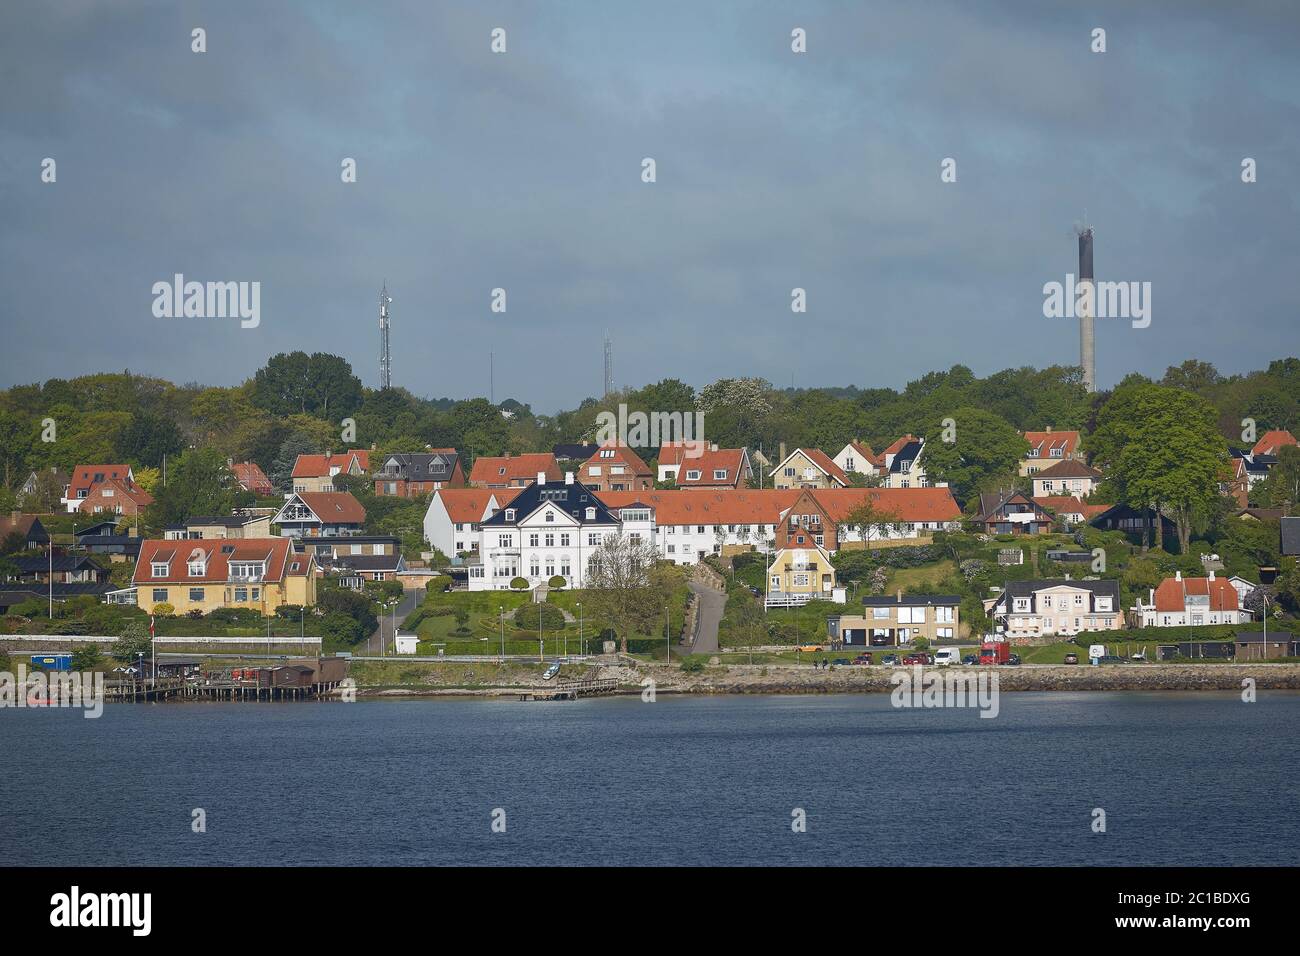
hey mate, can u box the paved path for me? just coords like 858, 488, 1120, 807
686, 580, 726, 654
365, 588, 422, 657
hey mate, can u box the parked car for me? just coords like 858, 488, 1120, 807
1097, 655, 1129, 665
832, 658, 851, 667
796, 644, 825, 653
879, 654, 900, 666
933, 647, 962, 666
1004, 654, 1021, 666
542, 662, 562, 681
851, 653, 873, 665
1063, 652, 1079, 665
901, 652, 932, 665
962, 654, 979, 666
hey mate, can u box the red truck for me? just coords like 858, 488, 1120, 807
979, 641, 1010, 666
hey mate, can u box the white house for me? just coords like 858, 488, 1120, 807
831, 441, 879, 478
1131, 571, 1252, 628
468, 472, 625, 591
423, 488, 500, 559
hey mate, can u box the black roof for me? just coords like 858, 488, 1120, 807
553, 443, 600, 461
379, 452, 458, 481
1001, 578, 1119, 598
325, 554, 405, 572
1282, 517, 1300, 556
13, 554, 103, 573
1235, 631, 1295, 644
74, 521, 120, 537
184, 515, 257, 527
861, 594, 961, 606
482, 478, 619, 527
888, 441, 923, 473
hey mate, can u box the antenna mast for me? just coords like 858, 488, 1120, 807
379, 282, 392, 389
603, 330, 614, 397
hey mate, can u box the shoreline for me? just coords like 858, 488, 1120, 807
341, 662, 1300, 698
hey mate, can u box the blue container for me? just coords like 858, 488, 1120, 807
30, 653, 73, 672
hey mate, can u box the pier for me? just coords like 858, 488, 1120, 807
517, 677, 620, 701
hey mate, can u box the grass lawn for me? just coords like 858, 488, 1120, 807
348, 658, 598, 688
883, 560, 957, 593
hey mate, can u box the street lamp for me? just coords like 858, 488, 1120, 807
577, 602, 583, 656
499, 605, 505, 662
665, 605, 671, 663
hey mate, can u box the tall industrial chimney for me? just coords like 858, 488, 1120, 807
1078, 228, 1095, 392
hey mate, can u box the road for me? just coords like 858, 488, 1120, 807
364, 587, 421, 657
686, 580, 725, 654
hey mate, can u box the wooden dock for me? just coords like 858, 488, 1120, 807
517, 677, 620, 701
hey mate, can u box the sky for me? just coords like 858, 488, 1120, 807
1, 0, 1297, 412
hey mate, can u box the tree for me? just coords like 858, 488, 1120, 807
583, 534, 669, 653
1090, 384, 1227, 553
147, 447, 239, 526
920, 407, 1028, 506
269, 433, 320, 492
1256, 446, 1300, 509
71, 644, 103, 671
843, 494, 902, 552
1161, 359, 1221, 393
112, 621, 152, 661
115, 412, 185, 468
729, 592, 767, 664
252, 352, 363, 419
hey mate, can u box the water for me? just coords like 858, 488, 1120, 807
3, 692, 1297, 866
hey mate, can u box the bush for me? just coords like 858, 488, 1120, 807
427, 575, 452, 594
510, 577, 530, 591
153, 602, 175, 617
547, 575, 566, 590
71, 645, 103, 670
515, 603, 565, 631
680, 655, 705, 673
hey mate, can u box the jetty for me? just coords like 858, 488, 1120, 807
517, 677, 620, 701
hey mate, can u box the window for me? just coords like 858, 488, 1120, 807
234, 587, 249, 602
784, 467, 795, 477
713, 470, 727, 480
686, 470, 701, 481
667, 544, 676, 554
188, 587, 204, 602
529, 533, 539, 547
505, 509, 515, 521
587, 533, 600, 546
588, 466, 602, 476
872, 607, 890, 620
497, 534, 513, 548
937, 627, 954, 639
585, 507, 596, 520
935, 606, 954, 623
151, 562, 169, 577
545, 512, 554, 523
897, 606, 923, 624
187, 559, 205, 577
560, 533, 570, 546
610, 466, 624, 475
599, 449, 615, 458
152, 588, 168, 602
544, 533, 554, 547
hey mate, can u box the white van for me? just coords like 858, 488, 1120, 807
933, 647, 962, 667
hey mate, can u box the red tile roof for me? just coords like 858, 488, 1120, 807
597, 489, 801, 525
133, 537, 309, 585
1252, 430, 1297, 457
583, 443, 652, 478
469, 453, 562, 486
1153, 576, 1240, 613
673, 448, 749, 488
68, 464, 134, 499
76, 478, 153, 513
294, 492, 367, 524
801, 487, 962, 524
1033, 496, 1111, 519
291, 451, 370, 479
432, 488, 499, 523
1023, 430, 1080, 459
230, 461, 272, 493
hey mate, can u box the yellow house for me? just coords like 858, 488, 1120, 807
132, 537, 316, 616
766, 544, 837, 607
769, 448, 850, 490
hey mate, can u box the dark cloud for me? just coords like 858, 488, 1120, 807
1, 0, 1297, 410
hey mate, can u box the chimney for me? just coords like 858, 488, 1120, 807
564, 472, 574, 485
1149, 588, 1155, 605
1078, 227, 1096, 393
1208, 569, 1215, 581
779, 442, 787, 462
710, 443, 718, 452
896, 588, 902, 603
1045, 426, 1052, 433
537, 471, 547, 486
1175, 570, 1182, 582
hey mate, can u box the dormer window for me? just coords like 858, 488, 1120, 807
505, 509, 515, 521
188, 559, 206, 577
599, 449, 615, 459
151, 562, 169, 578
713, 470, 727, 480
686, 470, 701, 481
585, 507, 596, 520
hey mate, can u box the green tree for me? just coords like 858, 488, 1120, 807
147, 447, 239, 526
921, 407, 1028, 506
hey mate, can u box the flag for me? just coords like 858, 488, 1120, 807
149, 615, 155, 638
